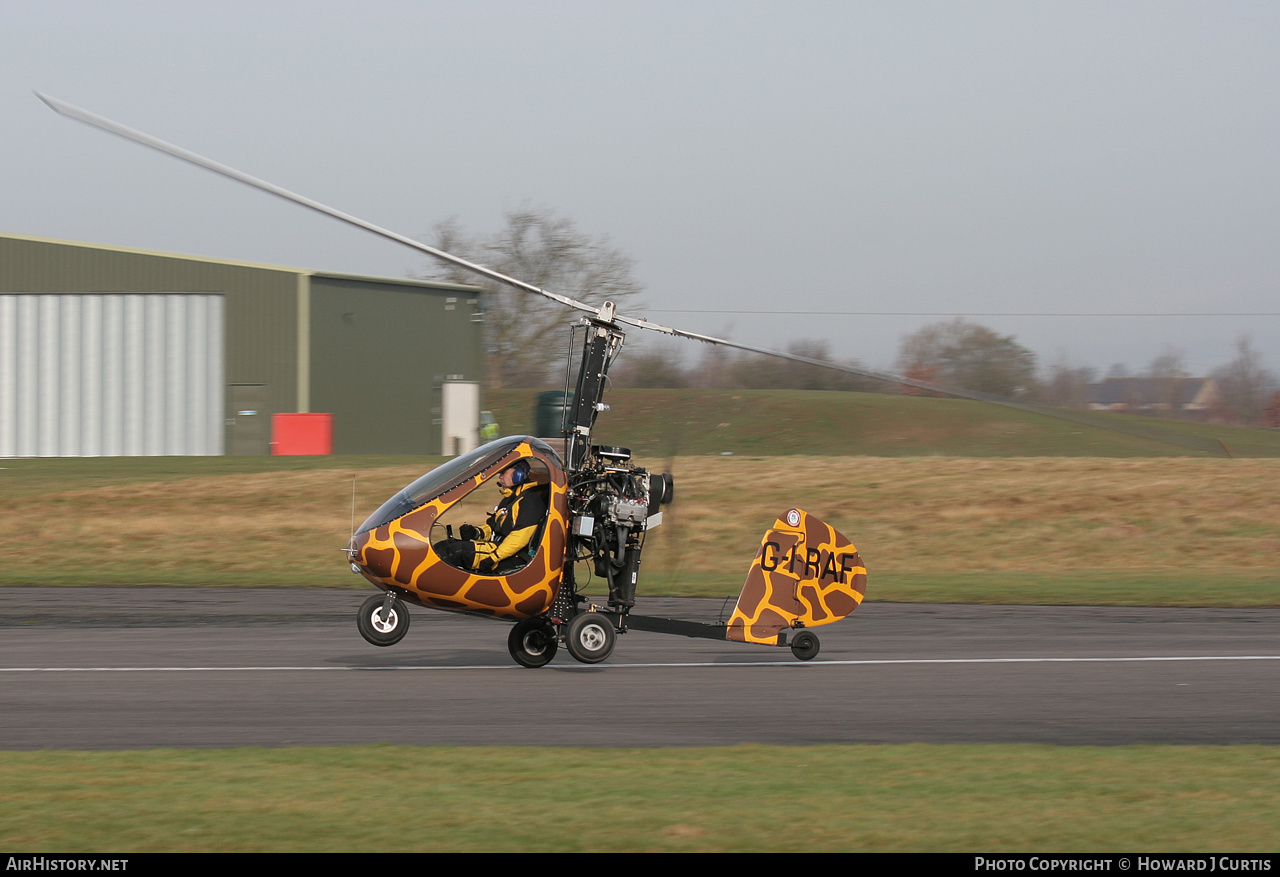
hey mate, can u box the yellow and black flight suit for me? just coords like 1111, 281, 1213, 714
437, 480, 547, 574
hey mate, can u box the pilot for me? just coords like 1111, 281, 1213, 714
435, 459, 547, 574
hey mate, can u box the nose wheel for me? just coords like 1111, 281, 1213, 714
357, 593, 410, 646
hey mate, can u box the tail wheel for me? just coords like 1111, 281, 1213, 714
564, 612, 617, 664
790, 630, 820, 661
508, 617, 558, 668
357, 593, 410, 647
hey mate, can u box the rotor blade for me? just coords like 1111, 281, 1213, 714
36, 93, 1214, 450
613, 310, 988, 400
615, 311, 1234, 452
33, 94, 995, 403
34, 92, 599, 317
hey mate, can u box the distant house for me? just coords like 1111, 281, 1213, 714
1085, 377, 1224, 421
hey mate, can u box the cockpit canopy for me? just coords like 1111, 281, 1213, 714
356, 436, 562, 535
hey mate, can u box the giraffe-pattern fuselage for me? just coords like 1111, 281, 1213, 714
350, 439, 569, 621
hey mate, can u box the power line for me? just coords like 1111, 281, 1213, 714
640, 309, 1280, 317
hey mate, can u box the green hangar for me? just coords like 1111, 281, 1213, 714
0, 233, 485, 456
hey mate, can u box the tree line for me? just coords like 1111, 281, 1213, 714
420, 209, 1279, 428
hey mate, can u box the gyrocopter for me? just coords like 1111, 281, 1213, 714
39, 92, 871, 666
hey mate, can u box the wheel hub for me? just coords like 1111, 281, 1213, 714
371, 608, 398, 633
578, 623, 607, 651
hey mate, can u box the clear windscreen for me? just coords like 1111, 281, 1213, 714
356, 437, 524, 534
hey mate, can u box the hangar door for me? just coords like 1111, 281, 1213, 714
0, 294, 224, 456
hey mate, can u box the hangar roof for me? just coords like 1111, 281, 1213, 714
0, 232, 482, 293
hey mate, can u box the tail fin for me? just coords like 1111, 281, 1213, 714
726, 509, 867, 645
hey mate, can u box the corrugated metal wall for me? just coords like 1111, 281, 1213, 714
1, 235, 484, 455
0, 294, 224, 456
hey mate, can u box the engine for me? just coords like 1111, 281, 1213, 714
566, 445, 673, 608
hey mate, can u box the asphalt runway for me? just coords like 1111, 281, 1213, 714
2, 587, 1278, 749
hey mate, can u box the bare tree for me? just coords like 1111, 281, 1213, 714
690, 343, 734, 390
610, 341, 691, 388
1143, 346, 1191, 413
419, 209, 643, 387
771, 340, 876, 391
1264, 391, 1280, 429
1212, 335, 1277, 426
1035, 356, 1097, 408
896, 318, 1037, 397
679, 339, 877, 391
1145, 346, 1188, 379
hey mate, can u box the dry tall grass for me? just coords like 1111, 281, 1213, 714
649, 456, 1279, 575
4, 457, 1276, 595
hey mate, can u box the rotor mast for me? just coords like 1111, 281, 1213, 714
565, 303, 624, 471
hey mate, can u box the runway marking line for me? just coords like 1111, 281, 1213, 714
2, 655, 1279, 672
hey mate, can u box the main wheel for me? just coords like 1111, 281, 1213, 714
357, 593, 410, 646
790, 630, 820, 661
508, 617, 558, 668
564, 612, 617, 664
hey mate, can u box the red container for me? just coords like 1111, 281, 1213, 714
271, 413, 333, 455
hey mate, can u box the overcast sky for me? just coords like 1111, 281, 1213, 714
4, 1, 1278, 378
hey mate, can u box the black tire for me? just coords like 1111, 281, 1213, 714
357, 593, 410, 647
508, 617, 558, 668
790, 630, 820, 661
564, 612, 616, 664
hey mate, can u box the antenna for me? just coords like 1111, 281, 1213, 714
342, 475, 358, 560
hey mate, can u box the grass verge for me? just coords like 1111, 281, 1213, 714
488, 389, 1280, 458
3, 744, 1278, 852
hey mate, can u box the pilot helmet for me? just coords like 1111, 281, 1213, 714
506, 459, 532, 486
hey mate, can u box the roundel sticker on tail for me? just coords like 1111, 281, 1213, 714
727, 509, 867, 644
